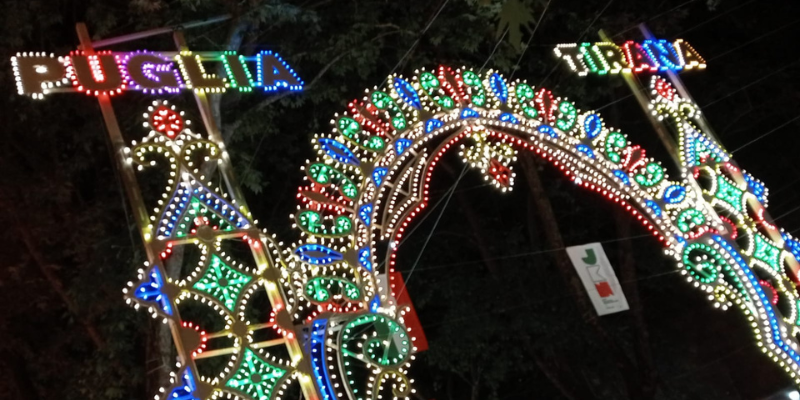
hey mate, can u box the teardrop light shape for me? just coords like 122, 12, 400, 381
295, 244, 344, 265
425, 118, 443, 133
489, 73, 508, 104
359, 203, 373, 226
584, 114, 603, 138
393, 77, 421, 109
663, 185, 687, 204
318, 138, 360, 166
395, 138, 412, 155
372, 167, 388, 186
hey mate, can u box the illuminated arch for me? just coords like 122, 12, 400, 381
288, 66, 800, 399
123, 67, 800, 400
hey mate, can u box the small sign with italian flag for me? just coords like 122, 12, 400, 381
566, 243, 629, 316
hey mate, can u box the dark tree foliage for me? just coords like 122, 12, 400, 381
1, 0, 799, 399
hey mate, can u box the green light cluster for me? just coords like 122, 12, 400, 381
634, 162, 665, 188
754, 234, 781, 271
461, 70, 486, 106
225, 348, 287, 399
370, 91, 407, 131
514, 83, 538, 119
336, 117, 386, 151
677, 208, 705, 233
419, 72, 454, 109
297, 210, 352, 237
682, 242, 726, 284
604, 131, 627, 163
341, 314, 411, 372
192, 254, 252, 310
304, 276, 361, 303
555, 101, 577, 131
307, 163, 359, 200
714, 175, 745, 212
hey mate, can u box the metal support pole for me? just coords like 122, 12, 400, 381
635, 24, 795, 274
637, 24, 726, 149
597, 28, 728, 234
75, 22, 157, 258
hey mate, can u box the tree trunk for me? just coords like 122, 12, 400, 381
519, 153, 638, 394
615, 210, 659, 399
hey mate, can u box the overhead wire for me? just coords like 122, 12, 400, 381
611, 0, 699, 38
535, 0, 616, 89
703, 58, 800, 108
707, 16, 800, 61
730, 114, 800, 154
396, 165, 468, 299
421, 268, 682, 329
381, 0, 451, 87
508, 0, 554, 81
395, 15, 531, 287
410, 233, 654, 272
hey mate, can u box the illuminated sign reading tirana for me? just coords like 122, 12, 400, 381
11, 50, 303, 99
554, 39, 706, 75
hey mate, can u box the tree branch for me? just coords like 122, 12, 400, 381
222, 30, 403, 139
15, 223, 105, 349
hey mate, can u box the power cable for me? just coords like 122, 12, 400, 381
421, 269, 682, 329
396, 164, 469, 298
480, 26, 509, 74
508, 0, 554, 81
409, 233, 654, 272
730, 114, 800, 154
772, 203, 800, 222
675, 0, 757, 36
703, 58, 800, 108
381, 0, 451, 86
611, 0, 698, 38
707, 17, 800, 61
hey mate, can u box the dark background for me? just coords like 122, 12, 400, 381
1, 0, 799, 399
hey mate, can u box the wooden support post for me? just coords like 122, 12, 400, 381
75, 23, 157, 259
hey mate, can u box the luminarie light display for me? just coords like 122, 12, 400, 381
554, 39, 706, 75
10, 50, 303, 98
109, 66, 800, 400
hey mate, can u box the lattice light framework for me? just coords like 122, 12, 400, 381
286, 66, 800, 398
123, 67, 800, 400
122, 100, 318, 400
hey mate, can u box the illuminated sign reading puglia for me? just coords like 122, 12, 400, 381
11, 50, 303, 99
553, 39, 706, 76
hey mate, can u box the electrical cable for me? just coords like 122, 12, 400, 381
675, 0, 757, 36
611, 0, 699, 38
707, 17, 800, 61
480, 26, 509, 74
703, 58, 800, 108
381, 0, 451, 87
730, 114, 800, 154
410, 233, 654, 272
508, 0, 554, 81
421, 269, 682, 329
396, 164, 469, 298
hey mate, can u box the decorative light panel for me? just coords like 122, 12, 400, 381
10, 50, 303, 98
